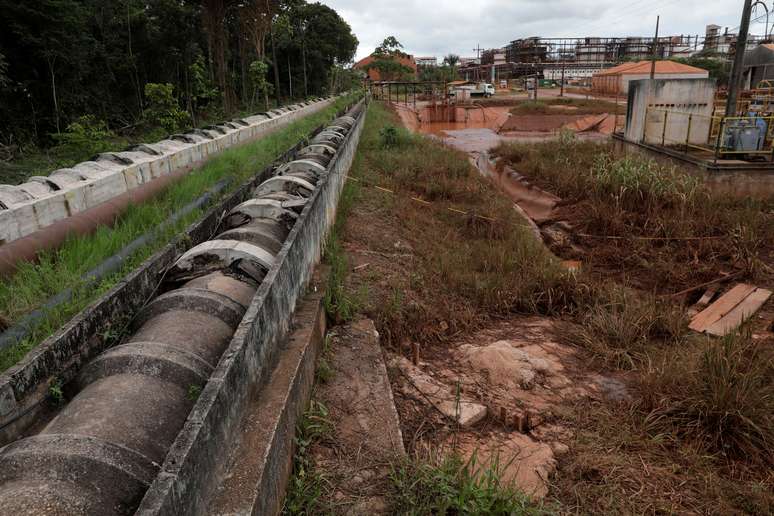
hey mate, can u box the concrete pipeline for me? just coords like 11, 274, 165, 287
0, 105, 363, 515
0, 98, 337, 277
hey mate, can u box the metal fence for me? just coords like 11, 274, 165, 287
644, 107, 774, 160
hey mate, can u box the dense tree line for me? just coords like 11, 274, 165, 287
0, 0, 358, 149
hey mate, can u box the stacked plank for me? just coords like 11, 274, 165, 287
689, 283, 772, 336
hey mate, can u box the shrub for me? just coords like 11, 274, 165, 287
143, 83, 191, 134
379, 124, 401, 149
52, 115, 116, 160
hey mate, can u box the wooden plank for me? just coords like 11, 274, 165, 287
697, 287, 718, 307
688, 283, 757, 332
705, 288, 772, 337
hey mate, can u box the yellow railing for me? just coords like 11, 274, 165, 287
644, 107, 774, 159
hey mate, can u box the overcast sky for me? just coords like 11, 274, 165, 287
318, 0, 756, 61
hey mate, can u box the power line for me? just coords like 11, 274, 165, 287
571, 0, 682, 37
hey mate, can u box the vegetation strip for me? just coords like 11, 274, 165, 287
0, 94, 358, 372
0, 178, 230, 352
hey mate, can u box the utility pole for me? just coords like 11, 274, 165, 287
560, 54, 566, 97
727, 0, 753, 116
650, 15, 660, 79
473, 44, 483, 82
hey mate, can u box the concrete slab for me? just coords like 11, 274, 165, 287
305, 319, 405, 514
208, 282, 326, 516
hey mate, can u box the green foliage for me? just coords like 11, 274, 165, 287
323, 228, 359, 323
143, 83, 191, 134
390, 454, 548, 515
187, 384, 202, 401
249, 60, 273, 109
443, 53, 460, 67
367, 35, 414, 81
672, 57, 730, 86
0, 0, 357, 149
379, 125, 400, 148
0, 51, 9, 89
589, 153, 703, 213
374, 36, 404, 56
189, 54, 218, 108
282, 400, 333, 515
48, 378, 65, 406
52, 115, 116, 159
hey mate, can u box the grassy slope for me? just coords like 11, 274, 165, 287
285, 100, 550, 514
0, 95, 357, 371
326, 102, 575, 348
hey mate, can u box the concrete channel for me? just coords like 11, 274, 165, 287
0, 98, 367, 514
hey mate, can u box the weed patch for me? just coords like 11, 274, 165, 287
389, 453, 549, 515
493, 138, 772, 292
282, 400, 334, 515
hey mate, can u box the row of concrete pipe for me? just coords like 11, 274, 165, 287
0, 98, 335, 277
0, 113, 358, 515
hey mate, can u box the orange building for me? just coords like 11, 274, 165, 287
354, 53, 418, 81
592, 60, 709, 95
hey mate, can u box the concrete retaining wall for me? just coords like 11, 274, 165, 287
0, 99, 335, 246
135, 100, 367, 516
624, 78, 716, 145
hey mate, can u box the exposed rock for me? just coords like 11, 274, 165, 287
392, 356, 487, 428
457, 340, 553, 389
452, 432, 557, 500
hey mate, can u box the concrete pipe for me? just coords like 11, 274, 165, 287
0, 116, 354, 514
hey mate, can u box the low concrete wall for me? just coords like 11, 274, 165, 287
624, 78, 716, 145
0, 97, 356, 446
135, 100, 367, 516
0, 99, 335, 246
613, 135, 774, 199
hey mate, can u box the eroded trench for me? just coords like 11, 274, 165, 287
0, 107, 363, 515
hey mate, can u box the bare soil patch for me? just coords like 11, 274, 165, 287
500, 114, 583, 133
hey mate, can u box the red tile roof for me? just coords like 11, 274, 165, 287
595, 60, 708, 76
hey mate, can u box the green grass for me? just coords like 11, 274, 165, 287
389, 454, 549, 515
0, 94, 360, 372
282, 400, 334, 515
641, 332, 774, 465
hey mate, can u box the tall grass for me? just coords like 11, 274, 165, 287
641, 333, 774, 465
569, 286, 686, 369
494, 139, 771, 290
0, 95, 359, 371
342, 102, 590, 346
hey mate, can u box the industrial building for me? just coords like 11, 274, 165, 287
416, 56, 438, 67
743, 43, 774, 89
592, 60, 709, 95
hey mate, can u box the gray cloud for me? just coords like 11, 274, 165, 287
318, 0, 751, 60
